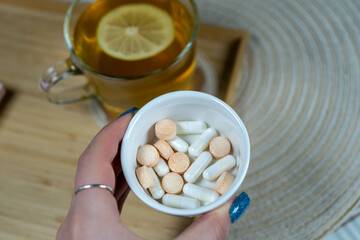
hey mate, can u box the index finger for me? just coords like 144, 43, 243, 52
75, 112, 134, 190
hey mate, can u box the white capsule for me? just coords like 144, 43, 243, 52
188, 128, 217, 157
184, 151, 212, 183
167, 136, 188, 152
176, 121, 207, 134
203, 155, 236, 181
162, 194, 200, 209
180, 134, 201, 145
153, 157, 170, 177
183, 183, 219, 203
196, 177, 216, 189
148, 168, 165, 199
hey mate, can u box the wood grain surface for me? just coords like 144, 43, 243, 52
0, 1, 247, 239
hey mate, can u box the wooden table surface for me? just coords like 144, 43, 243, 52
0, 0, 197, 239
0, 0, 251, 238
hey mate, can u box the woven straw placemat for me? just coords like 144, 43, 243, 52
195, 0, 360, 239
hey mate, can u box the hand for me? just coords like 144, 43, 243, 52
56, 109, 249, 240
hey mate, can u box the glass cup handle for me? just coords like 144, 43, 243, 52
39, 58, 94, 104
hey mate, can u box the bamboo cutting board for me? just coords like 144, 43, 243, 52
0, 0, 248, 239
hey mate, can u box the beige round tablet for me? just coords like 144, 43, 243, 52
209, 136, 231, 159
162, 172, 184, 194
154, 140, 174, 160
136, 166, 155, 189
214, 171, 235, 195
168, 152, 190, 173
137, 144, 159, 167
155, 119, 176, 140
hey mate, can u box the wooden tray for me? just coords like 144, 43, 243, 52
120, 24, 249, 239
196, 24, 249, 106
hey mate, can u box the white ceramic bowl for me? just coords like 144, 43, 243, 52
121, 91, 250, 216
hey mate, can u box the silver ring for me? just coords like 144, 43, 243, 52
74, 184, 114, 195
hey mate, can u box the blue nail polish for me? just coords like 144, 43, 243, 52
229, 192, 250, 223
117, 107, 138, 118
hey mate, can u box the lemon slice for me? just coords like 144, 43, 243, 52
97, 4, 175, 61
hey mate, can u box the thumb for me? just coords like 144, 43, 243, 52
175, 192, 250, 240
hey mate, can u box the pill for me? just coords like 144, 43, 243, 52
162, 172, 184, 194
183, 183, 219, 203
188, 128, 217, 157
203, 155, 236, 181
209, 136, 231, 159
155, 119, 176, 140
168, 152, 190, 173
148, 168, 165, 199
184, 151, 212, 183
181, 134, 201, 145
167, 136, 189, 153
135, 166, 154, 189
162, 194, 200, 209
195, 177, 216, 190
154, 140, 174, 160
176, 120, 207, 134
153, 157, 170, 177
214, 171, 235, 195
137, 145, 159, 167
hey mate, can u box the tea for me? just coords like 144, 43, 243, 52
40, 0, 197, 117
72, 0, 197, 116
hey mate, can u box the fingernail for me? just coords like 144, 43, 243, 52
229, 192, 250, 223
117, 107, 138, 119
